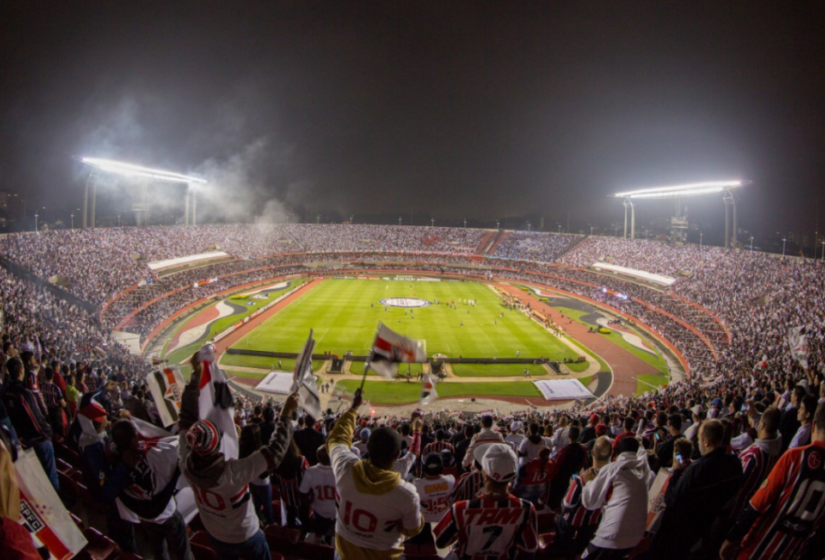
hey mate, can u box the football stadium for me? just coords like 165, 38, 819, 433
2, 4, 825, 560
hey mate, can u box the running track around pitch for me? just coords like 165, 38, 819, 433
497, 284, 660, 397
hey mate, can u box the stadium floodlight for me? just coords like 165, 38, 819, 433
81, 157, 207, 185
614, 180, 744, 200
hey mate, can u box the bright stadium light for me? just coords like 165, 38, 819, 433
614, 180, 744, 199
81, 157, 207, 185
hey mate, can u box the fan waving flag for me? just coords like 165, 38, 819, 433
147, 365, 186, 427
419, 373, 438, 406
291, 330, 323, 419
195, 343, 239, 459
367, 322, 427, 379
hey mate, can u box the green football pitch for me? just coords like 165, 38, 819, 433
230, 278, 579, 363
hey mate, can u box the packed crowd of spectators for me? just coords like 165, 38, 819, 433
2, 225, 825, 560
558, 236, 725, 276
490, 232, 582, 262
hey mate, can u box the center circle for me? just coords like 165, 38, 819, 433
380, 297, 432, 308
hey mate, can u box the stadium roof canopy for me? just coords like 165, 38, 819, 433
81, 157, 207, 185
614, 180, 746, 200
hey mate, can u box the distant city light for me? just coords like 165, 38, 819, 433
81, 157, 206, 184
615, 180, 745, 199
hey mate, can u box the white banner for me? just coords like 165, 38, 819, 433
256, 372, 297, 395
788, 326, 809, 368
532, 379, 594, 401
16, 449, 87, 560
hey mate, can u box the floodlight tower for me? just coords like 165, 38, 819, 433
80, 157, 206, 228
614, 180, 748, 247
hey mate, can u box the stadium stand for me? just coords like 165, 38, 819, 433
1, 224, 824, 560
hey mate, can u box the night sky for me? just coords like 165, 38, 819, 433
2, 2, 824, 241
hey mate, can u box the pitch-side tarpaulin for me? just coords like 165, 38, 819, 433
532, 379, 594, 401
256, 372, 296, 395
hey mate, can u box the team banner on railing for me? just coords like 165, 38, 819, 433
16, 449, 87, 560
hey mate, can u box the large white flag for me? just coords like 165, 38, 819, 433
788, 326, 809, 369
196, 343, 239, 459
15, 449, 87, 560
146, 365, 186, 427
419, 373, 438, 406
291, 330, 323, 419
367, 322, 427, 379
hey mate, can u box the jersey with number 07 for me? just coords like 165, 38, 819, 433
434, 494, 538, 560
739, 441, 825, 560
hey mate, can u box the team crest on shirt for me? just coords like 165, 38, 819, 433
808, 451, 822, 470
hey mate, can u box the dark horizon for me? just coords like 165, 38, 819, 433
2, 2, 824, 246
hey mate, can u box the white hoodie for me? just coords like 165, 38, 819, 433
582, 451, 650, 550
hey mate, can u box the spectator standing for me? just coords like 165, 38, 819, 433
650, 420, 743, 559
462, 415, 504, 469
580, 437, 650, 559
778, 386, 805, 451
789, 394, 817, 448
721, 402, 825, 560
293, 414, 325, 465
327, 389, 424, 560
298, 445, 337, 544
435, 444, 538, 559
179, 361, 298, 560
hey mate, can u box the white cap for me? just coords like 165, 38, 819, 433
480, 443, 518, 482
510, 421, 523, 432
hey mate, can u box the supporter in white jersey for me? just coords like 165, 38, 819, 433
462, 414, 504, 469
178, 361, 298, 560
328, 388, 424, 560
108, 421, 192, 560
411, 453, 456, 547
505, 421, 525, 451
299, 444, 337, 544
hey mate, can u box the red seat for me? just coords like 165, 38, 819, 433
112, 553, 145, 560
58, 471, 80, 508
81, 527, 120, 560
191, 543, 218, 560
292, 542, 335, 560
264, 525, 301, 555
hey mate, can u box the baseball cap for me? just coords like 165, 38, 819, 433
480, 443, 518, 482
360, 428, 372, 440
691, 405, 704, 417
187, 420, 221, 455
510, 421, 523, 432
422, 453, 444, 476
595, 423, 608, 436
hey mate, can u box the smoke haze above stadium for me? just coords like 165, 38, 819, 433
1, 2, 824, 238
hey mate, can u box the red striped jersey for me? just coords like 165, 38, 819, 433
739, 441, 825, 560
731, 442, 780, 521
561, 476, 603, 529
451, 470, 484, 503
434, 494, 538, 560
424, 441, 455, 456
514, 457, 553, 504
274, 456, 309, 508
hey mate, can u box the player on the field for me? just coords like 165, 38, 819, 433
327, 388, 424, 560
721, 402, 825, 560
434, 443, 538, 560
179, 359, 298, 560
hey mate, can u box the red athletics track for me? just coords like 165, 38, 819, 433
497, 284, 660, 397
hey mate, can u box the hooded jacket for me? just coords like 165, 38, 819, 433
178, 371, 293, 544
328, 409, 423, 560
582, 451, 651, 550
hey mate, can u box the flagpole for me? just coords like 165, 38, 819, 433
360, 358, 371, 391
